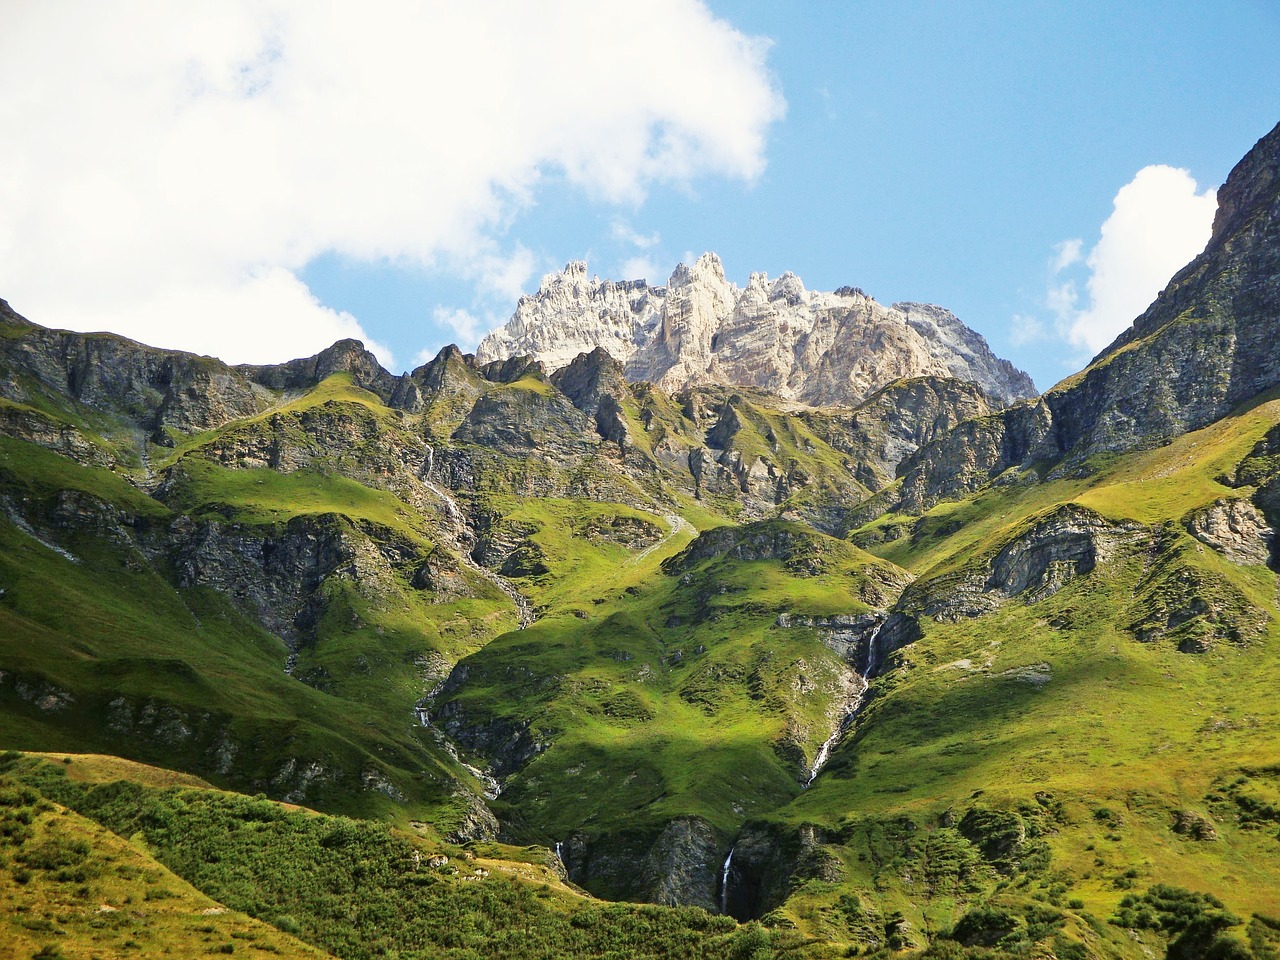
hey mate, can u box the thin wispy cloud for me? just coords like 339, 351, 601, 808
0, 1, 784, 368
610, 222, 661, 250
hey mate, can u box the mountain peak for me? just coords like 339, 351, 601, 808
477, 255, 1035, 407
1210, 120, 1280, 246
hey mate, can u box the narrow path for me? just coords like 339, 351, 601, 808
629, 511, 695, 566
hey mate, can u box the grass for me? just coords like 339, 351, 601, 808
3, 326, 1280, 957
0, 770, 326, 960
742, 394, 1280, 949
1, 754, 815, 960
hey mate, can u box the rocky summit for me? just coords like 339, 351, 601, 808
477, 253, 1036, 407
2, 122, 1280, 960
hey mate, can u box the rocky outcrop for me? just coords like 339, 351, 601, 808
0, 402, 116, 467
802, 377, 996, 488
165, 513, 421, 649
892, 121, 1280, 513
1127, 536, 1269, 653
725, 822, 841, 920
1188, 498, 1274, 565
895, 399, 1056, 513
637, 818, 723, 910
665, 519, 840, 577
550, 348, 633, 449
239, 338, 404, 404
896, 505, 1145, 624
557, 820, 720, 909
477, 254, 1035, 407
0, 301, 271, 434
452, 382, 597, 456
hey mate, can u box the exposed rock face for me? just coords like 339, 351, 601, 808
0, 301, 270, 433
162, 513, 421, 650
0, 403, 116, 467
1188, 498, 1275, 565
0, 300, 427, 440
549, 347, 633, 449
893, 121, 1280, 512
895, 505, 1145, 625
725, 822, 842, 921
638, 818, 722, 911
477, 254, 1035, 407
559, 820, 721, 909
805, 377, 997, 489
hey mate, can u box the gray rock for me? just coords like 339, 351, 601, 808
1188, 497, 1274, 565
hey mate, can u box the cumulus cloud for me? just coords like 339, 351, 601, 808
1052, 165, 1216, 355
0, 1, 783, 367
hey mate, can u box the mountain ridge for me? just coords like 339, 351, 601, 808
476, 253, 1036, 408
2, 121, 1280, 960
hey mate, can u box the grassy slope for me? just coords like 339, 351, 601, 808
444, 510, 906, 862
2, 753, 814, 960
752, 395, 1280, 955
3, 340, 1280, 957
0, 379, 516, 828
0, 764, 329, 960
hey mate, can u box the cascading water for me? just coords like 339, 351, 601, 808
865, 619, 885, 678
554, 842, 564, 863
803, 620, 887, 787
419, 443, 534, 628
720, 846, 735, 914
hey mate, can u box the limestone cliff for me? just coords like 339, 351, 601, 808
477, 253, 1036, 407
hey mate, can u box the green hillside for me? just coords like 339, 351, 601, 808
2, 122, 1280, 959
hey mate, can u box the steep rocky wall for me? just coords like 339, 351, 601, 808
892, 121, 1280, 513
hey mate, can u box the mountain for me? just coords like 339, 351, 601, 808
1, 121, 1280, 960
476, 253, 1037, 407
894, 120, 1280, 513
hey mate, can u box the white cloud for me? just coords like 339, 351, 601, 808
435, 307, 487, 346
26, 266, 394, 367
1050, 238, 1084, 273
412, 307, 493, 366
0, 2, 784, 367
1053, 165, 1216, 354
618, 256, 664, 283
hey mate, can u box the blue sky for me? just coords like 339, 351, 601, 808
4, 2, 1279, 391
302, 1, 1280, 389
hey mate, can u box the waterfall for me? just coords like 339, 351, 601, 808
865, 620, 886, 678
720, 846, 735, 914
804, 619, 887, 787
554, 841, 564, 863
418, 443, 535, 629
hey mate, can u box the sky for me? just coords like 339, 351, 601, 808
2, 2, 1278, 391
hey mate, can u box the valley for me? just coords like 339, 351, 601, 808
1, 120, 1279, 959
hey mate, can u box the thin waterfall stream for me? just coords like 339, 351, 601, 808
720, 845, 735, 914
420, 444, 535, 629
803, 620, 886, 788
